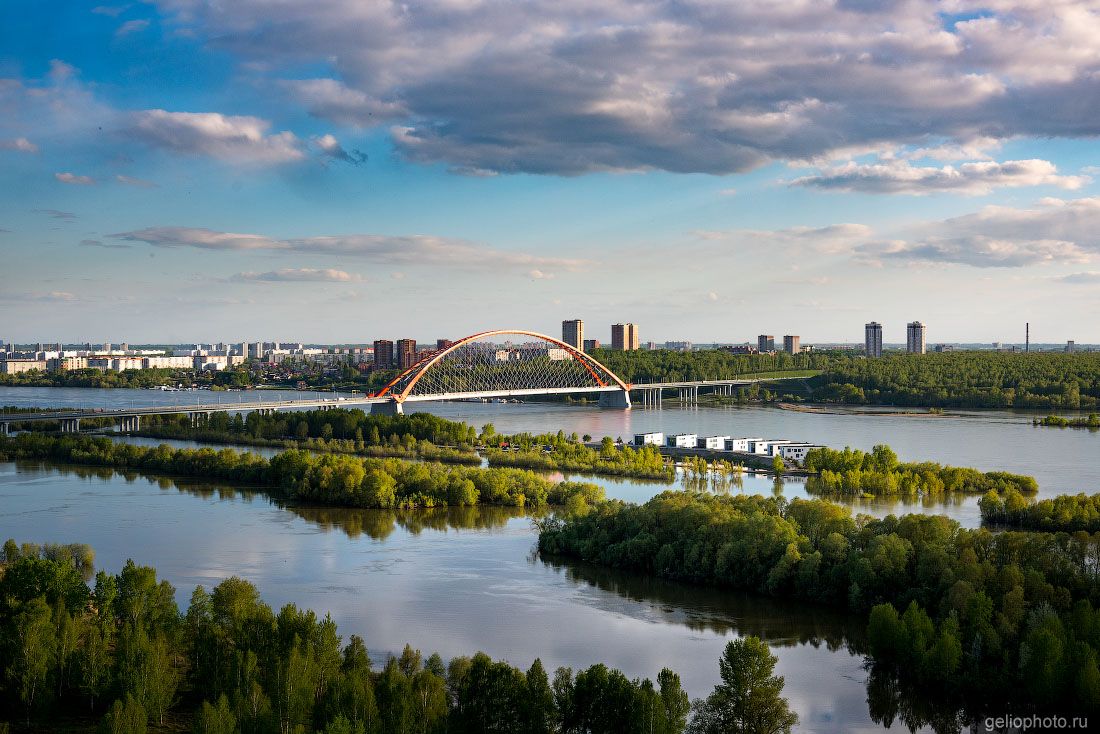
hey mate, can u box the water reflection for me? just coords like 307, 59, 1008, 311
289, 503, 531, 540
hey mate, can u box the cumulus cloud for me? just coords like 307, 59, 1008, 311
109, 226, 589, 271
54, 172, 95, 185
147, 0, 1100, 175
231, 268, 362, 283
313, 134, 367, 165
859, 197, 1100, 267
0, 137, 37, 153
128, 110, 305, 164
792, 159, 1088, 195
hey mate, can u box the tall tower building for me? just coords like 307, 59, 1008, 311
396, 339, 418, 369
783, 335, 800, 355
865, 322, 883, 358
758, 335, 775, 352
373, 339, 394, 368
906, 322, 926, 354
562, 319, 584, 350
611, 323, 639, 351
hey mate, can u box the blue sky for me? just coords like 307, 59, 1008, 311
2, 0, 1099, 345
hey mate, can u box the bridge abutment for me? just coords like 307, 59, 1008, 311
598, 389, 632, 409
371, 399, 404, 416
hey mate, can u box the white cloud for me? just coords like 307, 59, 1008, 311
115, 174, 157, 187
148, 0, 1100, 175
313, 134, 366, 165
792, 159, 1088, 195
0, 137, 38, 153
1060, 271, 1100, 284
109, 226, 589, 271
115, 19, 149, 37
129, 110, 305, 164
54, 172, 95, 185
231, 268, 362, 283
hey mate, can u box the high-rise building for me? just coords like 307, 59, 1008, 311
396, 339, 418, 369
583, 339, 600, 351
865, 322, 883, 358
611, 323, 639, 351
783, 335, 800, 354
757, 335, 775, 352
906, 321, 926, 354
436, 338, 455, 351
373, 339, 394, 368
562, 319, 584, 350
1066, 340, 1076, 353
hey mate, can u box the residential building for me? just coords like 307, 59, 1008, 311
777, 444, 824, 463
634, 432, 664, 446
865, 322, 883, 357
757, 335, 775, 352
372, 340, 394, 368
396, 339, 418, 369
722, 345, 759, 355
726, 437, 765, 452
1066, 340, 1076, 353
583, 339, 601, 351
697, 435, 731, 450
906, 321, 926, 354
644, 341, 658, 350
667, 433, 698, 448
665, 341, 693, 352
436, 339, 455, 351
561, 319, 584, 350
0, 359, 46, 374
611, 323, 639, 351
783, 335, 800, 354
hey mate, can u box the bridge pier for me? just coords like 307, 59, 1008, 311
189, 411, 214, 427
598, 389, 631, 409
117, 416, 141, 432
0, 421, 9, 436
59, 418, 81, 433
371, 399, 404, 415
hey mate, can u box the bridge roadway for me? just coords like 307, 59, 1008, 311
0, 376, 801, 433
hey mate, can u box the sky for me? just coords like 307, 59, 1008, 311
2, 0, 1100, 345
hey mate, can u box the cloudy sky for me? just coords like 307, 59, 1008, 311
2, 0, 1099, 344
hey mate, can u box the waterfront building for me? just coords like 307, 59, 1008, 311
562, 319, 584, 350
758, 335, 775, 352
907, 321, 926, 354
396, 339, 418, 369
667, 433, 698, 448
783, 335, 800, 354
697, 435, 731, 450
373, 339, 394, 368
726, 437, 765, 452
777, 444, 824, 462
583, 339, 600, 351
865, 322, 883, 357
611, 323, 639, 351
0, 359, 46, 374
633, 432, 664, 446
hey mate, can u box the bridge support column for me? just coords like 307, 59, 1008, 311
0, 422, 9, 436
371, 399, 404, 416
60, 418, 80, 433
598, 389, 631, 409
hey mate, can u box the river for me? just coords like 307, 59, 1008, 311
3, 386, 1087, 731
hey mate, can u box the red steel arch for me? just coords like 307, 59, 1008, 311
373, 329, 631, 402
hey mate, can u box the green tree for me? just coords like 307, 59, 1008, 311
686, 637, 798, 734
8, 597, 56, 724
193, 694, 237, 734
100, 695, 147, 734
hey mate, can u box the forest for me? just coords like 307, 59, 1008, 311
537, 491, 1100, 711
1034, 413, 1100, 429
0, 368, 195, 389
980, 489, 1100, 533
484, 432, 672, 480
0, 433, 601, 511
0, 541, 799, 733
801, 445, 1038, 498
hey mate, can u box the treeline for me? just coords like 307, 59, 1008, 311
0, 367, 192, 389
589, 348, 834, 384
0, 433, 600, 510
485, 431, 672, 480
1035, 413, 1100, 429
0, 543, 799, 733
810, 352, 1100, 409
136, 408, 481, 464
538, 491, 1100, 711
980, 489, 1100, 533
802, 445, 1038, 498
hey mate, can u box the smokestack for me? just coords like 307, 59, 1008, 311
1026, 322, 1029, 353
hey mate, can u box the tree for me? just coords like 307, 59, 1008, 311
9, 597, 56, 724
658, 667, 691, 734
686, 637, 798, 734
771, 456, 784, 476
193, 694, 237, 734
100, 695, 147, 734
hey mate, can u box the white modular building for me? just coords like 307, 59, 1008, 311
697, 435, 731, 450
634, 432, 665, 446
726, 437, 765, 452
777, 444, 824, 463
667, 433, 698, 448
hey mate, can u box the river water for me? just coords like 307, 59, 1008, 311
3, 386, 1092, 731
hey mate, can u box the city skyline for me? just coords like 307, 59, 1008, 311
3, 2, 1100, 342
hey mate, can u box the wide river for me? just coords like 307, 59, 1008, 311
3, 386, 1095, 732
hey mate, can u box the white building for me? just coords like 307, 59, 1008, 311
777, 444, 824, 463
143, 356, 194, 369
726, 437, 765, 452
762, 440, 795, 457
907, 321, 926, 354
634, 432, 665, 446
697, 435, 731, 450
667, 433, 698, 448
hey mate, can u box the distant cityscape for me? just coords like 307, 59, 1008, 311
0, 318, 1094, 376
